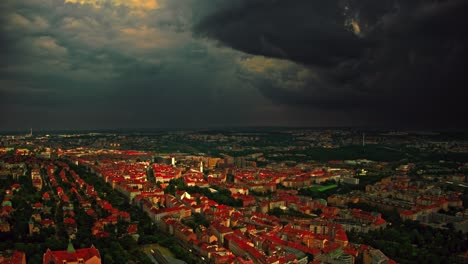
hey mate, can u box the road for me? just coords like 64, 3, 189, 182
146, 252, 160, 264
149, 249, 169, 264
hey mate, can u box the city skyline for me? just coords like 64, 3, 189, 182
1, 129, 467, 263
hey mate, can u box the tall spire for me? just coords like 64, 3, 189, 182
67, 239, 76, 253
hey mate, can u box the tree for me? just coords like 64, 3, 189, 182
45, 237, 67, 251
119, 235, 138, 249
104, 254, 114, 264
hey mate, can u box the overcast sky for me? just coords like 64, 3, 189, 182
1, 0, 467, 131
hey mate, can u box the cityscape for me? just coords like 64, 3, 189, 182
2, 0, 468, 263
0, 129, 467, 263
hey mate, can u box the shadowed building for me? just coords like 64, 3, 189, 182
43, 241, 101, 264
0, 250, 26, 264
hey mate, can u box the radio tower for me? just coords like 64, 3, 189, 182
362, 132, 365, 147
29, 128, 33, 137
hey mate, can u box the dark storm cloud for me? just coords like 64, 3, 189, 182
196, 0, 468, 128
195, 0, 366, 67
1, 0, 280, 130
2, 0, 467, 130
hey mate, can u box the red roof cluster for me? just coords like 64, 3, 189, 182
43, 245, 100, 264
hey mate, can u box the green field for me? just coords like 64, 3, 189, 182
308, 184, 338, 192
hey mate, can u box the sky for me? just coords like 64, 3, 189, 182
1, 0, 467, 131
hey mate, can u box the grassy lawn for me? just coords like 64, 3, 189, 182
308, 184, 338, 192
141, 244, 175, 257
317, 184, 338, 192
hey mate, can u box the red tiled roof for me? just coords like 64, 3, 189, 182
322, 242, 340, 253
41, 219, 55, 226
400, 210, 415, 216
0, 250, 25, 264
374, 218, 386, 225
211, 221, 233, 234
86, 209, 96, 215
43, 245, 100, 263
2, 206, 13, 213
64, 218, 76, 225
343, 247, 358, 256
127, 224, 138, 234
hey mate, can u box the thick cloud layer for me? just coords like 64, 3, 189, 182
0, 0, 281, 130
196, 0, 468, 128
1, 0, 467, 130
